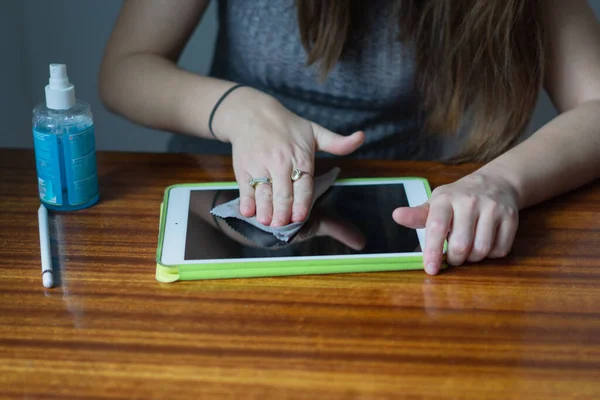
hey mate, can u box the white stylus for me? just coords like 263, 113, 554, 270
38, 204, 53, 288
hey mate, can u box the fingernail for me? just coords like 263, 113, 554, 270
425, 263, 437, 275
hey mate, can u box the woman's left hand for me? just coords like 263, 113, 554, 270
392, 172, 520, 275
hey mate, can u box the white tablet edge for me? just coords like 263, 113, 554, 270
161, 179, 429, 266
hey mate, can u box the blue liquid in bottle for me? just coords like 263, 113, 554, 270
32, 64, 99, 211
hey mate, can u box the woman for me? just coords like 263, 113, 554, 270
99, 0, 600, 275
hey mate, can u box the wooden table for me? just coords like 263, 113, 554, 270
1, 148, 599, 399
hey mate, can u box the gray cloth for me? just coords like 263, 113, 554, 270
168, 0, 454, 161
210, 168, 339, 244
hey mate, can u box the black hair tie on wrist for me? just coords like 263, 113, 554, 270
208, 84, 246, 139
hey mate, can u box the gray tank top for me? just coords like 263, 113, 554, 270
169, 0, 446, 160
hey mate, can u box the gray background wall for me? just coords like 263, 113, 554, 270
1, 0, 599, 152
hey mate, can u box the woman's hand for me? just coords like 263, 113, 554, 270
214, 86, 365, 228
392, 173, 520, 275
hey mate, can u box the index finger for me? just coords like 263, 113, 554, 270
424, 200, 452, 275
291, 155, 314, 223
291, 174, 314, 222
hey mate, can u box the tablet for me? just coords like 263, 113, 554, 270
156, 177, 439, 282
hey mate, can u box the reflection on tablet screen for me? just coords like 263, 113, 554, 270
185, 184, 420, 260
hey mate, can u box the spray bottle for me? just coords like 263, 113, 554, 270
32, 64, 99, 211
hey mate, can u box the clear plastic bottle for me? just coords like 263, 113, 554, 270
32, 64, 99, 211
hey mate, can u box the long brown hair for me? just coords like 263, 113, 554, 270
297, 0, 546, 162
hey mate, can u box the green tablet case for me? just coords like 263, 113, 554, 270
155, 178, 446, 282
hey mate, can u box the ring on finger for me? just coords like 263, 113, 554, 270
249, 177, 272, 189
291, 168, 312, 182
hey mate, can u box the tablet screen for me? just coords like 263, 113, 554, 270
183, 183, 421, 260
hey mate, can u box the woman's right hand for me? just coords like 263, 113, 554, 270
213, 86, 365, 228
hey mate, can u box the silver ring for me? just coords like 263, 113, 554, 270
249, 177, 272, 189
291, 168, 312, 182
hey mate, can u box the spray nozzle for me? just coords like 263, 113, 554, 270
49, 64, 71, 90
45, 63, 76, 110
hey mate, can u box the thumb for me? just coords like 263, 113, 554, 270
312, 123, 365, 156
392, 202, 430, 229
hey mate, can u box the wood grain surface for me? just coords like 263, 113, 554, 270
0, 148, 599, 400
